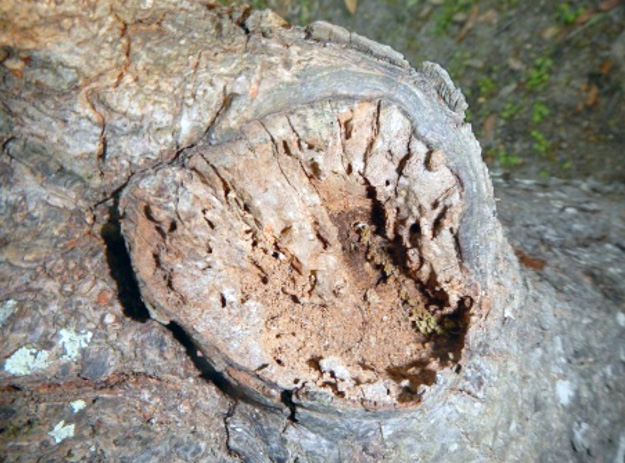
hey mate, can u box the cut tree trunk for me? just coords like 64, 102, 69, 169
1, 2, 624, 463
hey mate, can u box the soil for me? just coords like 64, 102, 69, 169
226, 0, 625, 183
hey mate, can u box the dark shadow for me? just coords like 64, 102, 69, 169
367, 185, 387, 236
430, 298, 473, 369
280, 389, 298, 423
386, 300, 472, 403
167, 321, 234, 396
100, 197, 150, 322
169, 321, 297, 420
386, 359, 437, 403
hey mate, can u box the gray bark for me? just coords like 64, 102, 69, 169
0, 2, 623, 462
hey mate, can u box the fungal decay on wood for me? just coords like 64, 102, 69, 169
121, 100, 473, 408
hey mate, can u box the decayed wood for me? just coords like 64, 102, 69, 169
1, 2, 624, 462
121, 99, 473, 412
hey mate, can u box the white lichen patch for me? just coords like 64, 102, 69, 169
70, 399, 87, 413
616, 311, 625, 328
59, 328, 92, 361
48, 420, 75, 444
0, 299, 17, 326
555, 379, 575, 406
4, 346, 51, 376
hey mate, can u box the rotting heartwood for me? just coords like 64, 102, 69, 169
121, 99, 473, 409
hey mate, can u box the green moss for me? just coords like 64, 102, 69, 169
412, 311, 444, 336
526, 57, 554, 92
557, 3, 585, 25
530, 129, 550, 154
531, 101, 550, 123
432, 0, 475, 36
297, 0, 312, 25
491, 146, 521, 168
477, 76, 496, 97
501, 100, 522, 120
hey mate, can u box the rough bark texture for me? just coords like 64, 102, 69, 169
1, 1, 624, 462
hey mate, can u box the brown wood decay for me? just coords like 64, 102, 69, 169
121, 99, 474, 410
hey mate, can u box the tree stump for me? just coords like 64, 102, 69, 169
1, 2, 624, 462
116, 9, 518, 429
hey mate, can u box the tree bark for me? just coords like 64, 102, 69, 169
1, 2, 624, 462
